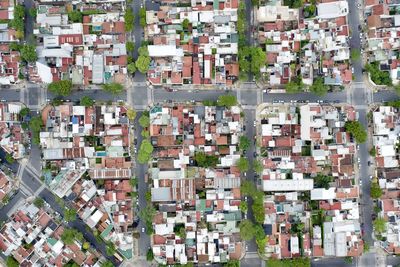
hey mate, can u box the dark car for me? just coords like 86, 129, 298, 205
253, 152, 257, 157
368, 161, 371, 166
358, 25, 362, 31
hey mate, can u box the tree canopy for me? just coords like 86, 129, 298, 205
68, 11, 83, 23
127, 108, 137, 121
253, 160, 263, 174
48, 80, 73, 96
127, 62, 137, 74
238, 47, 266, 76
19, 107, 30, 117
194, 151, 219, 167
29, 116, 43, 144
365, 62, 392, 86
139, 114, 150, 128
135, 55, 151, 73
64, 208, 77, 222
373, 217, 387, 234
236, 157, 249, 172
314, 174, 332, 190
345, 121, 367, 143
138, 140, 153, 164
217, 95, 237, 107
102, 83, 124, 95
239, 219, 255, 240
126, 41, 135, 52
266, 258, 310, 267
21, 45, 38, 62
33, 197, 44, 208
239, 136, 251, 151
80, 96, 94, 107
309, 77, 328, 96
61, 228, 83, 245
125, 9, 135, 31
370, 182, 382, 199
6, 256, 19, 267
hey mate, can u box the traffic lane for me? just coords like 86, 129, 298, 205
0, 89, 20, 102
264, 92, 347, 103
129, 85, 148, 107
47, 90, 126, 102
244, 109, 258, 253
21, 168, 42, 193
26, 86, 41, 106
311, 257, 356, 267
153, 89, 227, 103
0, 190, 25, 221
373, 90, 398, 103
28, 145, 42, 173
358, 108, 374, 244
241, 257, 261, 267
133, 112, 151, 256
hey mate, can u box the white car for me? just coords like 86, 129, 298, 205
253, 121, 256, 126
141, 227, 145, 233
357, 158, 361, 163
352, 67, 355, 73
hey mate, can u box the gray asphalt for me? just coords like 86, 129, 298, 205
133, 112, 151, 256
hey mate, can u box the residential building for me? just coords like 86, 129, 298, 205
32, 0, 127, 85
149, 104, 244, 265
256, 0, 351, 89
0, 102, 27, 159
145, 0, 239, 86
0, 202, 103, 266
258, 103, 363, 259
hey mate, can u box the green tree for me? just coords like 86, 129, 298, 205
314, 174, 332, 189
240, 180, 256, 196
101, 261, 114, 267
61, 228, 81, 245
236, 157, 249, 172
140, 140, 153, 154
82, 242, 90, 250
182, 18, 190, 30
139, 8, 146, 27
217, 94, 237, 107
68, 10, 83, 22
351, 49, 361, 61
139, 114, 150, 128
369, 147, 376, 157
138, 46, 149, 56
309, 77, 328, 96
365, 63, 392, 86
33, 197, 44, 208
374, 217, 387, 233
139, 205, 156, 232
285, 81, 301, 93
141, 129, 150, 138
29, 116, 43, 145
239, 136, 250, 151
370, 182, 382, 199
127, 108, 137, 120
239, 220, 255, 240
6, 256, 19, 267
224, 260, 240, 267
125, 9, 135, 31
64, 208, 77, 222
146, 248, 154, 261
283, 0, 304, 8
129, 177, 138, 187
135, 55, 151, 73
239, 201, 248, 213
126, 41, 135, 52
344, 257, 353, 264
19, 107, 30, 117
21, 45, 37, 62
194, 151, 219, 167
253, 160, 263, 174
127, 62, 137, 74
80, 96, 94, 107
5, 153, 14, 164
48, 80, 73, 96
106, 242, 116, 256
102, 82, 124, 95
345, 121, 367, 143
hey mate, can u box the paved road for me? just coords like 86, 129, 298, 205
347, 0, 375, 256
133, 112, 151, 256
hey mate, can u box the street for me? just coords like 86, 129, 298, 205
0, 0, 397, 266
